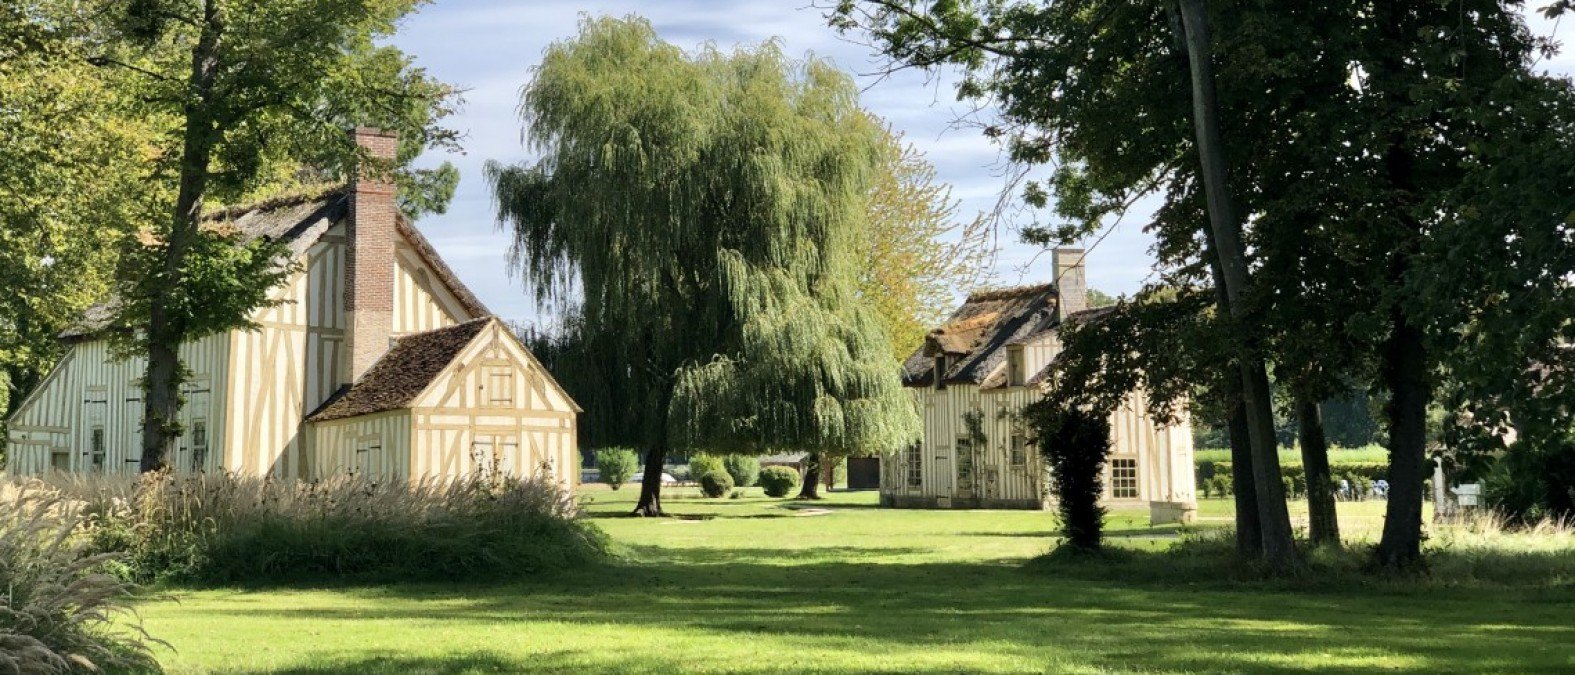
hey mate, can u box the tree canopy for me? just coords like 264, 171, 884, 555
489, 16, 920, 514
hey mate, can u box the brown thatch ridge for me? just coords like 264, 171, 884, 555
901, 283, 1061, 388
306, 317, 492, 422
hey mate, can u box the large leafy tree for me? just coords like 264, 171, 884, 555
489, 16, 920, 516
835, 0, 1567, 568
50, 0, 463, 471
860, 126, 990, 359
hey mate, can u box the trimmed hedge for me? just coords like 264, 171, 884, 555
758, 466, 800, 498
1197, 460, 1391, 492
699, 471, 734, 498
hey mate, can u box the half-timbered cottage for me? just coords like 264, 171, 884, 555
4, 128, 580, 486
882, 249, 1196, 521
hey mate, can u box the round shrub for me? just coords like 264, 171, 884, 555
758, 466, 800, 498
723, 455, 761, 487
595, 447, 638, 490
689, 454, 725, 485
699, 471, 734, 498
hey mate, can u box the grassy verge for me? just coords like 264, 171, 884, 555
127, 486, 1575, 673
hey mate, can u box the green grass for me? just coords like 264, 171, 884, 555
132, 487, 1575, 674
1194, 444, 1391, 465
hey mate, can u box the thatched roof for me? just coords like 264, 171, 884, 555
61, 185, 489, 340
306, 317, 491, 422
901, 283, 1061, 388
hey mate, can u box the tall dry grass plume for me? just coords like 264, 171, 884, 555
0, 482, 162, 674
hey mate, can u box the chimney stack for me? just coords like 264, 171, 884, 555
1053, 248, 1087, 322
345, 127, 398, 383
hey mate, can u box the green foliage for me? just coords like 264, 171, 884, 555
1201, 461, 1389, 496
595, 448, 638, 491
723, 455, 760, 488
689, 454, 725, 486
0, 483, 160, 674
698, 471, 734, 499
489, 17, 919, 469
860, 126, 989, 358
1026, 403, 1112, 551
62, 472, 606, 584
758, 466, 801, 498
0, 5, 156, 414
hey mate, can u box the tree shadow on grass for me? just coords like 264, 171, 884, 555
191, 547, 1575, 674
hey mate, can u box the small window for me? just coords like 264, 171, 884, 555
1111, 458, 1139, 499
471, 435, 497, 477
905, 442, 923, 488
190, 421, 208, 472
355, 436, 385, 477
483, 365, 515, 407
89, 427, 106, 472
1010, 434, 1027, 467
956, 436, 975, 490
934, 355, 948, 390
1007, 346, 1025, 386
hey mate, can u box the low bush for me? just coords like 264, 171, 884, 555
0, 482, 161, 674
58, 472, 608, 585
758, 466, 800, 498
723, 455, 760, 488
689, 454, 725, 485
698, 471, 734, 498
595, 447, 638, 490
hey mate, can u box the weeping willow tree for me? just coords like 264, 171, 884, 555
488, 16, 920, 516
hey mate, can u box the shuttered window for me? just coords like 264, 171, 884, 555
1007, 347, 1025, 386
484, 365, 515, 407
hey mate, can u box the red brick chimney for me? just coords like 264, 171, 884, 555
345, 127, 398, 383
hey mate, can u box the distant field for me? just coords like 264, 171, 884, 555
1195, 444, 1390, 465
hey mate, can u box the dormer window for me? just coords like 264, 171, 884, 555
1007, 346, 1025, 386
934, 355, 947, 390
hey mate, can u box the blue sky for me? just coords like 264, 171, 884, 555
390, 2, 1574, 326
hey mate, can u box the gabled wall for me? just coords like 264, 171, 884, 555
6, 334, 229, 475
407, 321, 577, 488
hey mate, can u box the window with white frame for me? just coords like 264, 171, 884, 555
84, 388, 108, 471
190, 421, 208, 472
905, 442, 923, 488
89, 428, 106, 471
1110, 458, 1139, 499
1010, 434, 1028, 467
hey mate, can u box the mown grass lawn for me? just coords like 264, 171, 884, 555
136, 487, 1575, 674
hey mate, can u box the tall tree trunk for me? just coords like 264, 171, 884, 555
1177, 0, 1296, 568
631, 444, 666, 517
1370, 0, 1430, 572
1227, 389, 1262, 556
798, 452, 823, 499
1297, 398, 1340, 546
1377, 318, 1429, 567
141, 0, 223, 473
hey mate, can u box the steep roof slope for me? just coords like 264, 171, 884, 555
306, 317, 491, 422
61, 186, 489, 339
900, 283, 1061, 388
